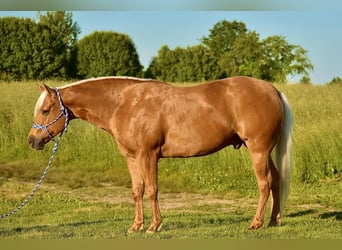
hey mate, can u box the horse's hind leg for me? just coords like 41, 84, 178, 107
248, 150, 272, 230
268, 157, 281, 227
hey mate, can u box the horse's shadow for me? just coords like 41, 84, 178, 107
288, 209, 342, 221
287, 209, 317, 217
318, 211, 342, 221
160, 211, 251, 232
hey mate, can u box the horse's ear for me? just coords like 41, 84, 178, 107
39, 84, 53, 95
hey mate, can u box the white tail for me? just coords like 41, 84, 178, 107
276, 92, 293, 212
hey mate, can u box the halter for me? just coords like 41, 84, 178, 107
32, 88, 69, 140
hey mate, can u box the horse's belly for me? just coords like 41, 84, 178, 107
160, 128, 234, 157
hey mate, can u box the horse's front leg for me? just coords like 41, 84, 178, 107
126, 156, 145, 233
138, 150, 162, 233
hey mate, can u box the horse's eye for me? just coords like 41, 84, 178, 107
42, 109, 50, 115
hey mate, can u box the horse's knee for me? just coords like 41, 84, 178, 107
257, 180, 270, 193
145, 186, 158, 201
132, 185, 144, 201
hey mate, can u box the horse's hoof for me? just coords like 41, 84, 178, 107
268, 220, 278, 227
248, 225, 261, 230
248, 220, 263, 230
146, 223, 162, 233
127, 223, 144, 233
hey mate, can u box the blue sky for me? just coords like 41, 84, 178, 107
0, 10, 341, 84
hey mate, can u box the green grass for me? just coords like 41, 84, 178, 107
0, 80, 341, 239
0, 178, 340, 239
276, 83, 342, 183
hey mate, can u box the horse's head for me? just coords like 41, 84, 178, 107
28, 85, 69, 150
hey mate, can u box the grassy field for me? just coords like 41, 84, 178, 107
0, 80, 341, 239
0, 178, 340, 239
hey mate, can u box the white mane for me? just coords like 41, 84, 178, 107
60, 76, 154, 89
34, 91, 47, 117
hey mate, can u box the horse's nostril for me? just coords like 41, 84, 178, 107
28, 136, 36, 148
27, 135, 45, 150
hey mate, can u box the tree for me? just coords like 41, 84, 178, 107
0, 17, 39, 80
260, 35, 313, 83
146, 45, 221, 82
328, 76, 342, 85
76, 31, 143, 78
0, 12, 80, 81
201, 20, 314, 83
201, 20, 247, 57
219, 31, 264, 78
185, 45, 221, 82
145, 45, 170, 80
37, 11, 80, 79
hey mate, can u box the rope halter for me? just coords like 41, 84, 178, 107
32, 88, 69, 141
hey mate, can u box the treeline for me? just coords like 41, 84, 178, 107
147, 21, 314, 83
1, 12, 314, 83
0, 12, 79, 80
0, 12, 143, 81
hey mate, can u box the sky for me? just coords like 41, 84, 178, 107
0, 10, 341, 84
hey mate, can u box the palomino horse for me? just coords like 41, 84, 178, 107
28, 76, 292, 232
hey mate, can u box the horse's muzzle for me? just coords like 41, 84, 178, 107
28, 135, 47, 150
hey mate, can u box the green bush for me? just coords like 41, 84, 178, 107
76, 31, 143, 78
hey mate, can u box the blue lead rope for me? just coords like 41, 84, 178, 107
0, 88, 69, 219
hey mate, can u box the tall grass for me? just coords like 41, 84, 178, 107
0, 81, 341, 194
276, 83, 342, 183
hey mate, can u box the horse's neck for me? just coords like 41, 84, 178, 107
60, 82, 124, 131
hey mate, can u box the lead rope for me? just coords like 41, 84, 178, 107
0, 139, 60, 219
0, 88, 68, 219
